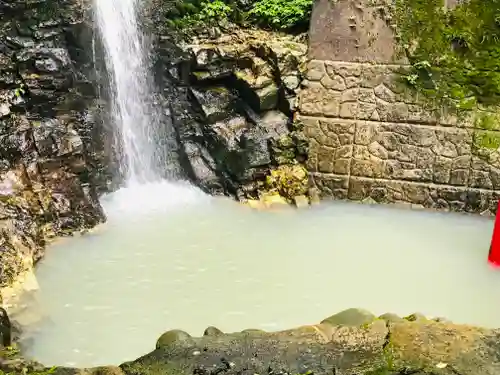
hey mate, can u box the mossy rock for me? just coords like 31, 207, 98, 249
156, 330, 195, 349
321, 308, 376, 327
264, 164, 308, 200
272, 135, 296, 165
203, 326, 223, 336
404, 313, 428, 322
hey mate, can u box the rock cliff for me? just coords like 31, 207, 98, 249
0, 0, 106, 305
156, 27, 311, 203
300, 0, 500, 213
0, 0, 314, 307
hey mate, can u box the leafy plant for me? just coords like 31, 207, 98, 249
14, 84, 26, 98
197, 0, 232, 21
166, 0, 234, 30
394, 0, 500, 110
248, 0, 313, 29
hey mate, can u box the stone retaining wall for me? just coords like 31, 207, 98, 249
298, 0, 500, 214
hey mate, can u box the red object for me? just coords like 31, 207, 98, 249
489, 201, 500, 268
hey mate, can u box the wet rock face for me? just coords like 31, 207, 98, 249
0, 0, 106, 301
157, 29, 309, 200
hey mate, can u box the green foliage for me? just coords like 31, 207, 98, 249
197, 0, 232, 21
472, 113, 500, 152
0, 345, 20, 358
394, 0, 500, 110
248, 0, 313, 29
165, 0, 313, 31
14, 84, 26, 98
166, 0, 234, 30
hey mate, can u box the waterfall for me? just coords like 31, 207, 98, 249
93, 0, 165, 186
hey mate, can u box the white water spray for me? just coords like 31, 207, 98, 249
92, 0, 206, 212
93, 0, 163, 185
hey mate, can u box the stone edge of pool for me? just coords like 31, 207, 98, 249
1, 307, 499, 375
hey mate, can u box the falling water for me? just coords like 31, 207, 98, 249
93, 0, 165, 185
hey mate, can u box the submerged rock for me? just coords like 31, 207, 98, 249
321, 308, 377, 327
293, 195, 309, 208
245, 193, 290, 210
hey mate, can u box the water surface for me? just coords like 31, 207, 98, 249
19, 181, 499, 367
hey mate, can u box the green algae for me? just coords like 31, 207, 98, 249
393, 0, 500, 110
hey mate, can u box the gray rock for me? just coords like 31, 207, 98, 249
181, 142, 223, 194
255, 83, 279, 111
0, 103, 10, 118
259, 111, 289, 139
189, 87, 235, 123
156, 330, 195, 349
321, 308, 376, 327
294, 195, 309, 208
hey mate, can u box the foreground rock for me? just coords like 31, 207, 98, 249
4, 309, 499, 375
123, 314, 500, 375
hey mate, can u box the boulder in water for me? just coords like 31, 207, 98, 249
156, 329, 195, 349
321, 308, 377, 327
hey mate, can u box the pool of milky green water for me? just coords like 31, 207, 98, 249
17, 181, 500, 368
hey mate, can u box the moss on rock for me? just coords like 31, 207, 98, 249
393, 0, 500, 109
264, 164, 309, 201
